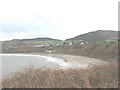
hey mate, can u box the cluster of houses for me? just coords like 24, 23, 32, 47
31, 41, 89, 48
32, 44, 50, 47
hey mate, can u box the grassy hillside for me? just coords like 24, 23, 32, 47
2, 40, 118, 61
2, 30, 118, 61
18, 37, 61, 42
66, 30, 118, 42
2, 61, 118, 88
53, 41, 118, 61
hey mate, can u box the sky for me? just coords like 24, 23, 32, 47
0, 0, 119, 41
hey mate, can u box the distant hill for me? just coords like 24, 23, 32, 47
11, 37, 61, 42
2, 37, 61, 51
66, 30, 118, 42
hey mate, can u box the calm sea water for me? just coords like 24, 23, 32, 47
1, 54, 65, 76
0, 54, 89, 77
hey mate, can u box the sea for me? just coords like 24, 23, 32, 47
0, 54, 70, 76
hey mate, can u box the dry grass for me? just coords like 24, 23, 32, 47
2, 61, 118, 88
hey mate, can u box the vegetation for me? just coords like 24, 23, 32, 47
1, 30, 118, 88
2, 30, 118, 61
2, 61, 118, 88
66, 30, 118, 42
2, 40, 118, 61
55, 40, 118, 61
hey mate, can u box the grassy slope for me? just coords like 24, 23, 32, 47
2, 41, 118, 61
66, 30, 118, 42
54, 41, 118, 61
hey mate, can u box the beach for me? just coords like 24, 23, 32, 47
1, 53, 117, 88
1, 53, 106, 76
37, 53, 107, 67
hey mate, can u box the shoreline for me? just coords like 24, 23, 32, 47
0, 53, 106, 69
1, 53, 89, 69
36, 53, 107, 66
1, 53, 107, 67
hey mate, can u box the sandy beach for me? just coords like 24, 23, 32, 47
1, 53, 107, 77
36, 53, 107, 67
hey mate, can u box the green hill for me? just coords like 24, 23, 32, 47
66, 30, 118, 42
11, 37, 61, 42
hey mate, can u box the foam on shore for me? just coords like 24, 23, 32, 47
0, 54, 88, 69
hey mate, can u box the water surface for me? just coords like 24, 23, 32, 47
1, 54, 67, 76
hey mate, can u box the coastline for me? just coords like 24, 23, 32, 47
1, 53, 107, 68
37, 53, 106, 65
2, 53, 117, 88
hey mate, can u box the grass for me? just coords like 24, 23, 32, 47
54, 41, 118, 61
2, 61, 118, 88
33, 41, 64, 45
2, 40, 118, 62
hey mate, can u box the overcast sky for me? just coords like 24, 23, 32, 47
0, 0, 119, 41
